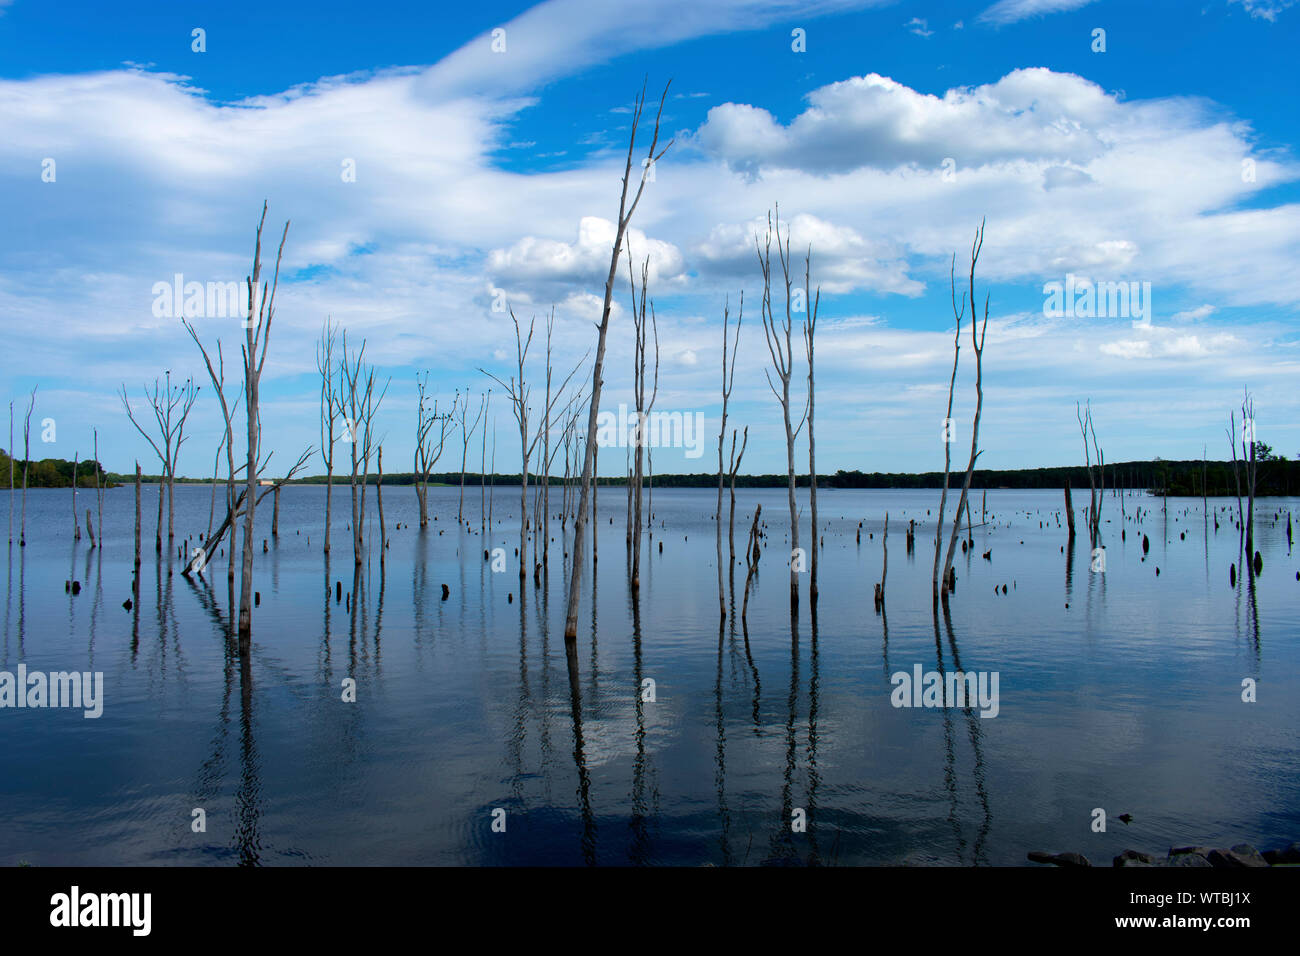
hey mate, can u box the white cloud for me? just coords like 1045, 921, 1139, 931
1042, 165, 1095, 190
905, 17, 933, 36
1, 5, 1298, 475
978, 0, 1099, 26
1228, 0, 1298, 20
488, 216, 686, 292
693, 213, 922, 296
419, 0, 891, 98
1172, 304, 1216, 322
1099, 326, 1240, 360
693, 69, 1113, 175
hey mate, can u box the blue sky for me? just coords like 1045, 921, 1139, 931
2, 0, 1298, 477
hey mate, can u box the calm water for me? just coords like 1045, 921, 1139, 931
1, 482, 1297, 866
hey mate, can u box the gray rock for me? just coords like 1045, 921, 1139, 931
1275, 842, 1300, 865
1207, 844, 1269, 868
1114, 849, 1157, 867
1028, 850, 1092, 867
1168, 849, 1213, 867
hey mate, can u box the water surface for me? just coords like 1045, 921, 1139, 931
1, 483, 1296, 865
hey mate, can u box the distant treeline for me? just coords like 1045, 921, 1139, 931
35, 456, 1299, 497
0, 450, 113, 488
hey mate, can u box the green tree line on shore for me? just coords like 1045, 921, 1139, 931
0, 449, 112, 488
6, 447, 1296, 497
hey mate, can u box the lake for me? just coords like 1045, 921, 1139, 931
1, 482, 1297, 865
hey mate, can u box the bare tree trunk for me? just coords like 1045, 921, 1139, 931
93, 429, 103, 546
134, 462, 142, 577
1243, 390, 1256, 557
628, 257, 658, 591
1065, 480, 1076, 539
933, 259, 962, 600
1228, 411, 1244, 550
940, 221, 990, 595
7, 400, 12, 545
377, 445, 386, 566
875, 511, 888, 609
757, 206, 808, 609
71, 452, 80, 541
481, 391, 491, 532
319, 321, 340, 554
239, 203, 291, 640
21, 388, 35, 547
716, 293, 742, 618
803, 252, 820, 600
741, 504, 763, 623
563, 80, 671, 640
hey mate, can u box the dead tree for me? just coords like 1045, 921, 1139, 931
875, 512, 889, 610
536, 387, 584, 566
119, 371, 198, 557
482, 310, 582, 581
181, 319, 242, 583
234, 202, 308, 638
20, 387, 34, 547
455, 388, 487, 523
377, 445, 387, 565
318, 319, 342, 553
7, 400, 12, 544
414, 372, 451, 528
563, 79, 671, 641
728, 427, 748, 576
1229, 390, 1258, 558
71, 452, 80, 541
628, 256, 659, 591
933, 256, 963, 599
756, 206, 808, 607
802, 248, 821, 599
741, 503, 763, 625
939, 220, 990, 598
238, 203, 288, 635
1064, 479, 1076, 539
541, 314, 555, 566
337, 334, 389, 567
134, 463, 141, 577
481, 389, 492, 532
92, 429, 103, 547
716, 293, 743, 619
1077, 400, 1103, 545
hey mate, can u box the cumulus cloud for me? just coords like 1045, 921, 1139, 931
488, 216, 686, 296
1099, 325, 1240, 360
694, 212, 922, 295
692, 69, 1114, 176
